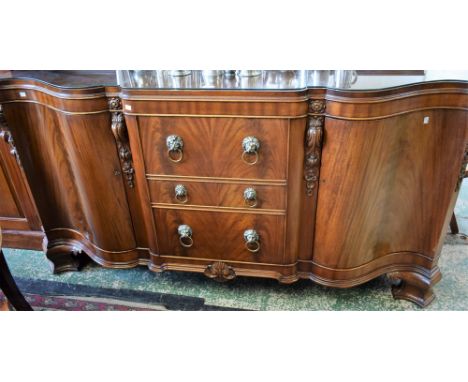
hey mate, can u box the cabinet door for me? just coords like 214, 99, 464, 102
313, 110, 467, 271
0, 129, 43, 249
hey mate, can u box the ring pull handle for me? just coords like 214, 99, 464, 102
241, 136, 260, 165
244, 229, 260, 253
350, 70, 358, 85
166, 135, 184, 163
174, 184, 188, 204
178, 224, 193, 248
243, 187, 257, 208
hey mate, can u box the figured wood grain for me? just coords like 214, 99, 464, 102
314, 109, 468, 270
148, 179, 286, 210
2, 102, 138, 258
0, 161, 20, 217
138, 116, 288, 180
153, 209, 285, 264
0, 106, 43, 248
325, 91, 468, 119
284, 117, 307, 264
1, 229, 44, 250
121, 100, 308, 118
0, 217, 30, 231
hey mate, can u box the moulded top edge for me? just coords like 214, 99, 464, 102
1, 70, 468, 95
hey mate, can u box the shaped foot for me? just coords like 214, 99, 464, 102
46, 244, 90, 274
387, 268, 442, 308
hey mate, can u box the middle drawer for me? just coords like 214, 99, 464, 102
148, 178, 286, 211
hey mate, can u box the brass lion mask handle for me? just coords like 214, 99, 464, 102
244, 229, 260, 253
241, 136, 260, 165
174, 184, 188, 204
178, 224, 193, 248
243, 187, 257, 207
166, 135, 184, 163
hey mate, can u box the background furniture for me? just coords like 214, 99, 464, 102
0, 228, 33, 310
0, 71, 467, 307
0, 105, 43, 249
450, 169, 468, 235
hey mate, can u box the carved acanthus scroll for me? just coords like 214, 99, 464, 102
0, 104, 21, 165
455, 143, 468, 192
109, 98, 135, 188
204, 261, 236, 282
304, 99, 326, 196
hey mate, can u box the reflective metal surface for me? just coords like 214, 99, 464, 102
243, 187, 258, 208
237, 70, 262, 77
177, 224, 193, 248
241, 136, 260, 165
201, 71, 223, 88
307, 70, 332, 87
166, 135, 184, 163
243, 229, 260, 253
174, 184, 188, 204
8, 70, 468, 91
170, 70, 191, 77
333, 70, 358, 88
115, 70, 361, 89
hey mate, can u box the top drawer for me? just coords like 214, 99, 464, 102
138, 116, 288, 180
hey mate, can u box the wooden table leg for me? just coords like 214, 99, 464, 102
0, 249, 33, 311
450, 213, 459, 235
0, 296, 11, 311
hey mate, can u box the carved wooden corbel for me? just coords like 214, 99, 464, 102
0, 104, 21, 165
309, 99, 326, 114
304, 99, 326, 196
108, 97, 135, 188
204, 261, 236, 282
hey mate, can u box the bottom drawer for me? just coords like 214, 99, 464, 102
153, 209, 285, 264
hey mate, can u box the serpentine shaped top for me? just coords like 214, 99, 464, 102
1, 70, 467, 91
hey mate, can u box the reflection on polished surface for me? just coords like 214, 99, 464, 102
116, 70, 468, 90
117, 70, 310, 89
117, 70, 313, 89
2, 70, 468, 90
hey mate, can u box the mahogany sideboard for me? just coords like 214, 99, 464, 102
0, 70, 467, 307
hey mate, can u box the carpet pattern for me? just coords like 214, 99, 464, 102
0, 291, 166, 311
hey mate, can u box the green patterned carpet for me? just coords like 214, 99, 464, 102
3, 181, 468, 311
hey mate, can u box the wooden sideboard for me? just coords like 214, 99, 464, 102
0, 71, 467, 307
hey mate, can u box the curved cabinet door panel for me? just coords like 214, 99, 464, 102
314, 109, 468, 270
0, 161, 20, 217
0, 113, 43, 249
3, 103, 136, 254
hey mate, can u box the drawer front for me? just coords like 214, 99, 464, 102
148, 179, 286, 211
153, 209, 285, 264
139, 116, 288, 180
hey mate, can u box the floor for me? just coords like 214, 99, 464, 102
3, 181, 468, 311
